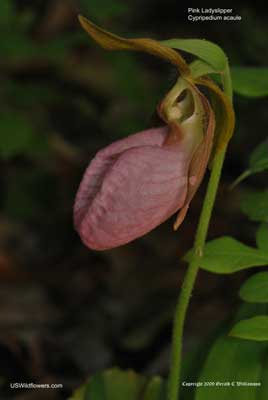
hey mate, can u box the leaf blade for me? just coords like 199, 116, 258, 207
230, 316, 268, 341
231, 67, 268, 98
143, 377, 166, 400
195, 335, 266, 400
256, 223, 268, 251
241, 190, 268, 222
69, 369, 166, 400
239, 272, 268, 303
185, 237, 268, 274
189, 59, 217, 78
161, 38, 227, 72
249, 138, 268, 174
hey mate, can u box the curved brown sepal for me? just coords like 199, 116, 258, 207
78, 15, 190, 77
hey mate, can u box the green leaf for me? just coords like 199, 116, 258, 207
231, 139, 268, 188
241, 190, 268, 222
195, 335, 266, 400
143, 377, 166, 400
230, 316, 268, 341
185, 237, 268, 274
256, 223, 268, 251
260, 355, 268, 399
231, 67, 268, 97
85, 373, 106, 399
70, 384, 87, 400
161, 38, 227, 72
249, 138, 268, 173
69, 369, 166, 400
189, 59, 217, 78
104, 369, 145, 400
239, 272, 268, 303
68, 386, 86, 400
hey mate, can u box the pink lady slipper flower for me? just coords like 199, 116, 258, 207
74, 17, 215, 250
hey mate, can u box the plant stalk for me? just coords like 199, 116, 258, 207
167, 64, 233, 400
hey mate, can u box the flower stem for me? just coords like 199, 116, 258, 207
167, 147, 226, 400
167, 66, 233, 400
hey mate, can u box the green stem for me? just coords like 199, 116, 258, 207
167, 148, 226, 400
167, 65, 233, 400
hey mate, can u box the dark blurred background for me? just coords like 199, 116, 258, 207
0, 0, 267, 399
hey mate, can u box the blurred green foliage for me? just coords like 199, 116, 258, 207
241, 190, 268, 222
80, 0, 128, 22
231, 67, 268, 97
70, 368, 166, 400
0, 0, 83, 61
0, 112, 37, 158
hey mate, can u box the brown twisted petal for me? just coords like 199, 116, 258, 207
78, 15, 190, 77
173, 87, 215, 230
196, 76, 235, 154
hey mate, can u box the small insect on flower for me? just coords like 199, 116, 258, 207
73, 17, 215, 250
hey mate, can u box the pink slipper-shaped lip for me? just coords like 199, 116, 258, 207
74, 126, 191, 250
